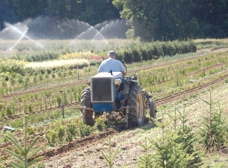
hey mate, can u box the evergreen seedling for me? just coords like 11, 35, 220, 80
57, 126, 65, 143
28, 104, 33, 113
141, 112, 196, 168
46, 130, 58, 146
200, 91, 227, 152
173, 108, 202, 167
94, 117, 107, 131
66, 124, 76, 142
6, 106, 12, 116
63, 91, 68, 105
175, 72, 179, 87
138, 138, 153, 168
100, 137, 120, 168
4, 116, 42, 167
78, 122, 91, 137
56, 95, 61, 107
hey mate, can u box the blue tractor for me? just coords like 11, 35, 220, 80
80, 71, 156, 128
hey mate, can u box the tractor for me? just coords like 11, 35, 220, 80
80, 71, 156, 128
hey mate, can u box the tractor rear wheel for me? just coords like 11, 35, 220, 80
150, 101, 156, 119
80, 87, 94, 126
127, 85, 145, 127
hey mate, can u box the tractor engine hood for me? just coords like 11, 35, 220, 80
91, 72, 123, 112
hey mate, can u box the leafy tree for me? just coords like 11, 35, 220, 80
192, 0, 228, 38
1, 0, 228, 39
77, 0, 120, 25
12, 0, 47, 20
0, 0, 17, 29
113, 0, 199, 41
44, 0, 119, 25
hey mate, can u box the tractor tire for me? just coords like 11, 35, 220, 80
150, 101, 156, 119
127, 85, 145, 127
80, 87, 94, 126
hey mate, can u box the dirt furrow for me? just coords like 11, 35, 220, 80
156, 72, 228, 105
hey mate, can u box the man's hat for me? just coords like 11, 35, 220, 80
108, 50, 116, 56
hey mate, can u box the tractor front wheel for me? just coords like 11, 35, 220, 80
127, 85, 145, 127
80, 87, 94, 126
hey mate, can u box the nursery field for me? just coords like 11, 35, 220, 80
1, 39, 228, 167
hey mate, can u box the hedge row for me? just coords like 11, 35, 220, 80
116, 41, 197, 63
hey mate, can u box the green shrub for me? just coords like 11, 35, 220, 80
27, 127, 35, 135
141, 49, 148, 61
200, 92, 228, 152
66, 124, 77, 142
63, 92, 68, 105
139, 111, 202, 168
56, 96, 62, 107
123, 50, 133, 63
46, 130, 58, 146
6, 106, 12, 116
28, 104, 33, 113
4, 116, 42, 167
78, 122, 92, 137
50, 110, 62, 119
95, 117, 107, 131
57, 126, 65, 143
132, 49, 141, 62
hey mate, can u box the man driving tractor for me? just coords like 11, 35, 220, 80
98, 50, 127, 76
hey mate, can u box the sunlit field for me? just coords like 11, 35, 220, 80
0, 38, 228, 167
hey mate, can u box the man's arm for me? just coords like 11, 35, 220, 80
122, 71, 127, 76
98, 61, 104, 73
120, 61, 127, 76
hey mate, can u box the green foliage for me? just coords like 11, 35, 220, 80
28, 104, 33, 113
50, 110, 62, 119
113, 0, 228, 40
57, 126, 65, 143
172, 108, 202, 167
123, 50, 132, 63
10, 119, 22, 129
100, 137, 120, 168
25, 52, 59, 62
6, 106, 13, 116
56, 95, 61, 107
66, 124, 77, 142
4, 116, 42, 167
94, 117, 107, 131
63, 91, 68, 105
45, 130, 58, 146
27, 127, 35, 135
121, 41, 196, 63
78, 122, 92, 138
139, 110, 202, 168
138, 138, 153, 167
200, 92, 228, 152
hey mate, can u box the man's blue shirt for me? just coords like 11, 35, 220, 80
98, 58, 126, 73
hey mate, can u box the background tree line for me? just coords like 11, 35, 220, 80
0, 0, 228, 41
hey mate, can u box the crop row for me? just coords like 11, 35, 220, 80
139, 51, 228, 99
0, 84, 86, 121
0, 65, 97, 97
